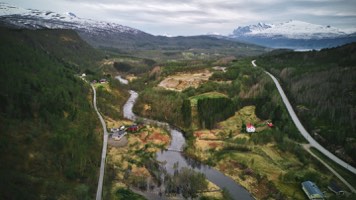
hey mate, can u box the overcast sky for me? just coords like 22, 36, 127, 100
3, 0, 356, 36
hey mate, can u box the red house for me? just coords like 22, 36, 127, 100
127, 125, 139, 132
267, 122, 274, 128
246, 123, 256, 133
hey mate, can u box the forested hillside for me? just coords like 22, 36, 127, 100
0, 28, 102, 199
258, 43, 356, 164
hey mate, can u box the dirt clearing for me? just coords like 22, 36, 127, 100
158, 70, 212, 91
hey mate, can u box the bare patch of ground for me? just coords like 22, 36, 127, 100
214, 56, 236, 65
101, 60, 114, 66
60, 35, 76, 42
158, 70, 212, 91
212, 66, 227, 72
108, 136, 128, 147
126, 74, 137, 82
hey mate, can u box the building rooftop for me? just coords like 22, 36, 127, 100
302, 181, 324, 200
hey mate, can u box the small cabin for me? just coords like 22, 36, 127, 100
301, 181, 324, 200
111, 127, 119, 132
328, 181, 345, 196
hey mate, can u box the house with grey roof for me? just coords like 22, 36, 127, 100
301, 181, 324, 200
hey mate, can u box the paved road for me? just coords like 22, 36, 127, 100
91, 84, 109, 200
252, 60, 356, 175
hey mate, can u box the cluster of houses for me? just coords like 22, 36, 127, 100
91, 78, 107, 84
79, 72, 108, 84
110, 124, 143, 141
110, 126, 126, 141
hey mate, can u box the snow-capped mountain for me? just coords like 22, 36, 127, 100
232, 20, 348, 39
0, 3, 268, 54
230, 20, 356, 49
0, 2, 144, 35
0, 2, 157, 49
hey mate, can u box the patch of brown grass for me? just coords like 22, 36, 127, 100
131, 166, 150, 177
60, 35, 76, 42
136, 127, 170, 146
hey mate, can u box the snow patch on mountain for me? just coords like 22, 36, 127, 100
0, 2, 29, 15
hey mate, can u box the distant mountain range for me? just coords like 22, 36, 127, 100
228, 20, 356, 49
0, 3, 266, 56
1, 3, 355, 51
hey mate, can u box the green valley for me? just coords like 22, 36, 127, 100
1, 24, 356, 200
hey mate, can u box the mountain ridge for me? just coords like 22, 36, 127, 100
229, 20, 356, 49
0, 3, 267, 56
0, 2, 144, 35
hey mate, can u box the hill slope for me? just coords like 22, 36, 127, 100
0, 28, 102, 199
258, 43, 356, 164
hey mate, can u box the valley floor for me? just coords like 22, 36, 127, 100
95, 56, 355, 200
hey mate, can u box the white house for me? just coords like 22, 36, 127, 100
246, 123, 256, 133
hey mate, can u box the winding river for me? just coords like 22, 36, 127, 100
117, 76, 253, 199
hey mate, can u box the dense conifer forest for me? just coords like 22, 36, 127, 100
0, 28, 103, 199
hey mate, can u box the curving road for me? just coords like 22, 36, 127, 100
91, 84, 109, 200
252, 60, 356, 175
